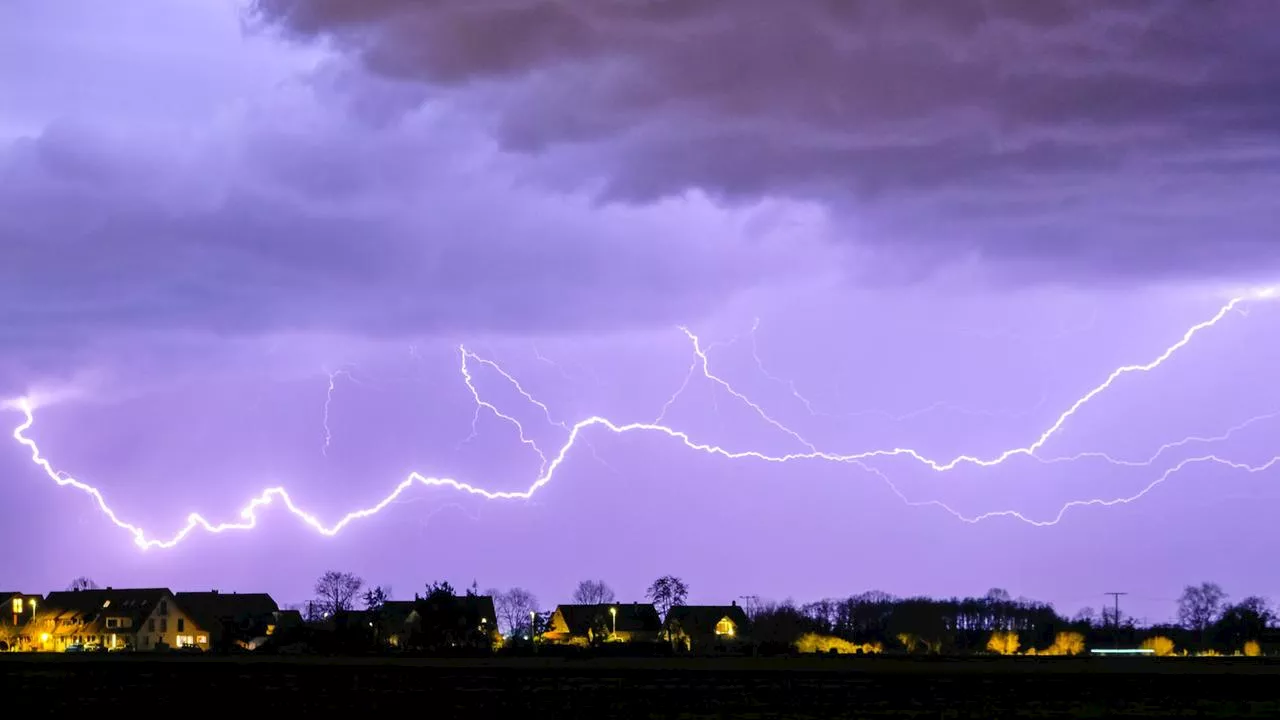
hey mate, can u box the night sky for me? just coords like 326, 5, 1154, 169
3, 1, 1279, 623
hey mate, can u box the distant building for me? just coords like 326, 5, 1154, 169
37, 587, 212, 652
1, 592, 43, 651
663, 603, 750, 653
174, 591, 279, 651
543, 603, 661, 645
403, 593, 501, 651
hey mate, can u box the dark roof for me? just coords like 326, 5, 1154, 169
460, 595, 497, 626
663, 605, 749, 635
555, 603, 661, 634
41, 588, 172, 628
381, 600, 417, 627
174, 592, 278, 632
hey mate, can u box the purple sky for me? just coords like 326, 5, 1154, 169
3, 0, 1279, 624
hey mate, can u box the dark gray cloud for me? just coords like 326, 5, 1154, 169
253, 0, 1280, 282
0, 104, 808, 370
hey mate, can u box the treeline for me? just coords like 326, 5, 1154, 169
279, 573, 1274, 657
749, 583, 1276, 656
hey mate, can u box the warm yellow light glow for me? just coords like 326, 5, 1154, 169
101, 600, 110, 608
715, 618, 734, 636
11, 598, 21, 613
1032, 632, 1086, 656
1244, 640, 1262, 657
40, 633, 49, 642
795, 633, 883, 655
986, 631, 1020, 655
1140, 636, 1176, 657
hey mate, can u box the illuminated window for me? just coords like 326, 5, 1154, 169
102, 600, 111, 608
175, 635, 195, 648
196, 635, 208, 645
715, 618, 735, 636
11, 598, 21, 613
105, 618, 119, 629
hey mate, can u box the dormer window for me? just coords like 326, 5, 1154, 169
715, 618, 735, 636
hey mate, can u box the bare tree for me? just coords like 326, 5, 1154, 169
493, 588, 540, 636
314, 571, 364, 615
1178, 582, 1228, 639
573, 579, 615, 605
646, 575, 689, 619
68, 577, 98, 591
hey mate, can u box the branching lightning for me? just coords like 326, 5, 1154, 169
7, 289, 1278, 550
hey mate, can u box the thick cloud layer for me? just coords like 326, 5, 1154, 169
254, 0, 1280, 282
0, 0, 823, 391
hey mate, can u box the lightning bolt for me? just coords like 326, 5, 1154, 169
320, 367, 357, 456
7, 289, 1277, 550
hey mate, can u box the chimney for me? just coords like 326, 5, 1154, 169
731, 600, 737, 607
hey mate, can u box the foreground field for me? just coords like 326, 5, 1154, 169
3, 654, 1280, 717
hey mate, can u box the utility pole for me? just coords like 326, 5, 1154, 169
1104, 592, 1127, 649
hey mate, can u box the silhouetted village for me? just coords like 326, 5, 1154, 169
2, 574, 1275, 658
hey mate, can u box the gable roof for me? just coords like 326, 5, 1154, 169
555, 603, 661, 634
41, 588, 173, 630
663, 605, 750, 635
174, 592, 278, 632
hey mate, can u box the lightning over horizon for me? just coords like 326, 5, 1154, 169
6, 289, 1278, 552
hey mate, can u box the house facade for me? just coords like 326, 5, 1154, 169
543, 603, 662, 645
35, 588, 214, 652
1, 592, 42, 651
662, 603, 750, 653
174, 591, 279, 651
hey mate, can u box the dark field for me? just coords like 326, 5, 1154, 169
5, 654, 1280, 717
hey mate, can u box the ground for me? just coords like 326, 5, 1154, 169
3, 655, 1279, 716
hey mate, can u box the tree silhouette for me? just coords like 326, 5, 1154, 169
1213, 596, 1272, 651
314, 571, 364, 616
363, 586, 390, 611
493, 587, 539, 636
646, 575, 689, 619
1178, 582, 1228, 644
573, 579, 615, 605
67, 577, 98, 591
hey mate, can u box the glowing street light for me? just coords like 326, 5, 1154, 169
610, 606, 617, 637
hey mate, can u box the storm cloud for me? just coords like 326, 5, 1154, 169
0, 0, 821, 388
253, 0, 1280, 282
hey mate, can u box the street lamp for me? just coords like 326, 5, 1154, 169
610, 607, 617, 637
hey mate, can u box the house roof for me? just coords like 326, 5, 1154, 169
555, 603, 661, 634
174, 592, 278, 632
663, 605, 750, 635
41, 588, 173, 634
381, 600, 417, 627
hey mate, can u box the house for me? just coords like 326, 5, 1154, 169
662, 603, 750, 653
543, 603, 662, 645
403, 593, 501, 651
377, 600, 418, 648
174, 591, 279, 651
1, 592, 42, 651
36, 587, 213, 652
